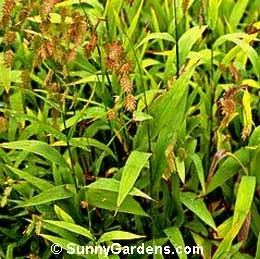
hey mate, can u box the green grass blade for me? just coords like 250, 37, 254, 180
256, 232, 260, 259
208, 0, 223, 29
0, 140, 69, 169
86, 178, 153, 200
164, 226, 187, 259
229, 0, 250, 31
124, 0, 144, 48
213, 176, 256, 258
180, 192, 216, 229
6, 165, 54, 191
17, 185, 74, 207
117, 151, 151, 208
86, 189, 149, 217
207, 148, 250, 193
98, 231, 145, 243
190, 154, 206, 194
44, 220, 95, 240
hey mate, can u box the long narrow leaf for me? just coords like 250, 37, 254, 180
164, 227, 187, 259
117, 151, 151, 208
213, 176, 256, 258
6, 165, 54, 191
44, 220, 94, 240
18, 185, 74, 207
0, 140, 69, 169
98, 231, 145, 243
180, 192, 216, 229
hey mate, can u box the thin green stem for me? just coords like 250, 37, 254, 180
60, 103, 79, 189
174, 0, 180, 78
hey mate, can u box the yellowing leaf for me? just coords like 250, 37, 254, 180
242, 89, 253, 140
242, 79, 260, 89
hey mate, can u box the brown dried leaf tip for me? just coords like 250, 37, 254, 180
219, 63, 241, 82
219, 87, 241, 127
246, 24, 260, 34
237, 212, 251, 243
228, 63, 241, 82
126, 0, 134, 6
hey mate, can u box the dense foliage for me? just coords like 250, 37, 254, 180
0, 0, 260, 258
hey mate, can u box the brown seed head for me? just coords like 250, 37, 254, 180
125, 94, 136, 112
66, 48, 77, 62
19, 6, 30, 21
21, 70, 31, 88
119, 61, 132, 74
0, 116, 8, 133
80, 200, 89, 209
4, 49, 15, 68
1, 0, 16, 26
39, 40, 55, 60
41, 0, 59, 15
182, 0, 190, 14
84, 33, 98, 57
106, 58, 120, 72
3, 31, 16, 45
49, 82, 60, 93
106, 41, 124, 61
39, 18, 51, 33
107, 109, 116, 121
120, 75, 133, 94
69, 12, 87, 45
